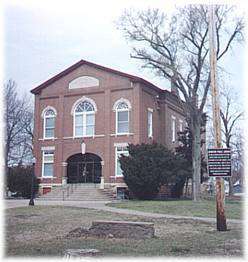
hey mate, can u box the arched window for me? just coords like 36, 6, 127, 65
43, 108, 56, 139
114, 99, 131, 134
74, 100, 95, 137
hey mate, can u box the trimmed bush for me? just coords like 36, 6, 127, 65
119, 143, 180, 200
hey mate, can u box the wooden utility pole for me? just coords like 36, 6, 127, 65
209, 4, 227, 231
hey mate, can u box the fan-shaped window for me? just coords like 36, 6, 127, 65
114, 99, 131, 134
69, 76, 99, 89
74, 100, 95, 137
43, 107, 56, 139
75, 101, 94, 113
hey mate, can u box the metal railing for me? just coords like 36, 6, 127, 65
62, 183, 78, 201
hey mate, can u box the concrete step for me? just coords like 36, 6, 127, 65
39, 184, 113, 201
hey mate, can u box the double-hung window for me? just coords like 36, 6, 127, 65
74, 101, 95, 137
42, 151, 54, 177
171, 116, 176, 143
148, 109, 153, 138
43, 109, 56, 139
115, 146, 129, 177
179, 119, 183, 132
116, 102, 130, 134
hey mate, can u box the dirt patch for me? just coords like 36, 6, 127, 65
5, 206, 243, 257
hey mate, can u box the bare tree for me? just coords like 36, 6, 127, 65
117, 5, 244, 200
220, 88, 243, 148
4, 79, 34, 169
219, 87, 243, 195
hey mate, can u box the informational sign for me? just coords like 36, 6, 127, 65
207, 148, 231, 177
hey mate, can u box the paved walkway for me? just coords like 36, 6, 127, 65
4, 199, 242, 224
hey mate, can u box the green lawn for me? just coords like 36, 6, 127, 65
107, 198, 243, 219
5, 205, 243, 257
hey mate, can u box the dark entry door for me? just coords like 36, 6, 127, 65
67, 153, 102, 184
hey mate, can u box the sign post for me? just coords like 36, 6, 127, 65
209, 5, 227, 231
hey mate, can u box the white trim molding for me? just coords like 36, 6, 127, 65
70, 96, 98, 115
41, 106, 57, 118
39, 183, 62, 187
41, 146, 55, 151
38, 138, 57, 141
171, 115, 176, 143
110, 133, 134, 137
112, 98, 132, 111
179, 119, 184, 132
114, 142, 128, 147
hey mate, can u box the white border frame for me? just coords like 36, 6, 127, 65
147, 108, 153, 138
115, 145, 129, 177
112, 98, 132, 111
42, 151, 54, 178
113, 98, 131, 135
171, 115, 176, 143
71, 96, 97, 138
42, 107, 57, 139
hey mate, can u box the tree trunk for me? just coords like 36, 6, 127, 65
192, 120, 202, 201
228, 177, 233, 196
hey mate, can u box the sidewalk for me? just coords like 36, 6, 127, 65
4, 199, 242, 224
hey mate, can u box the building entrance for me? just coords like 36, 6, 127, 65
67, 153, 102, 184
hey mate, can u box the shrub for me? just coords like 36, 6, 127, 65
7, 165, 39, 198
119, 143, 178, 200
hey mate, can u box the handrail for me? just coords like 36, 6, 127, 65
61, 183, 78, 200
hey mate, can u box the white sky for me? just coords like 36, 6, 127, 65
2, 0, 246, 106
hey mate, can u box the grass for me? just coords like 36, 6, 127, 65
5, 205, 243, 257
107, 198, 243, 219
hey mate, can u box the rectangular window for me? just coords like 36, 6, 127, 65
44, 117, 55, 138
74, 113, 95, 137
75, 114, 84, 137
42, 151, 54, 177
179, 119, 183, 132
117, 111, 129, 134
85, 113, 95, 136
171, 116, 176, 142
148, 110, 153, 137
115, 146, 129, 177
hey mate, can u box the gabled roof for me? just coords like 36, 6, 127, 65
30, 59, 166, 94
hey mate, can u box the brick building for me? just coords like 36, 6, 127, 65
31, 59, 186, 196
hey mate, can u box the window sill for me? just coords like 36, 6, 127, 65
110, 133, 134, 137
39, 137, 57, 141
73, 135, 94, 138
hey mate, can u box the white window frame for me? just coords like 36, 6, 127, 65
148, 108, 153, 138
179, 119, 184, 132
115, 146, 129, 177
42, 151, 54, 178
73, 100, 96, 138
171, 115, 176, 143
116, 108, 129, 135
42, 107, 56, 139
113, 99, 131, 135
74, 111, 95, 138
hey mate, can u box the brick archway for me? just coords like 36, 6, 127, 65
66, 153, 102, 184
